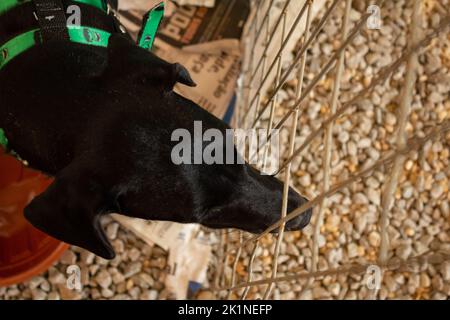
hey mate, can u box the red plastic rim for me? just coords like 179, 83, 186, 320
0, 148, 69, 287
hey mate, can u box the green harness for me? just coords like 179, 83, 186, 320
0, 0, 165, 150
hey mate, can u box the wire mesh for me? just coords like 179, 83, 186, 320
212, 0, 450, 300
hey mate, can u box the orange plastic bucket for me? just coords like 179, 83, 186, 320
0, 147, 68, 287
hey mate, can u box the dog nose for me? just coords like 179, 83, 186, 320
285, 208, 313, 231
284, 190, 313, 231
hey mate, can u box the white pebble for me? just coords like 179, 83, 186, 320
396, 244, 412, 260
106, 223, 120, 240
31, 289, 47, 300
81, 250, 96, 264
441, 262, 450, 281
358, 138, 371, 149
402, 186, 414, 199
368, 231, 380, 247
60, 250, 77, 265
299, 174, 311, 187
367, 188, 381, 206
338, 131, 350, 143
347, 243, 359, 258
430, 184, 444, 199
95, 270, 112, 289
347, 141, 357, 156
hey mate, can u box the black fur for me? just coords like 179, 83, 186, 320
0, 3, 312, 259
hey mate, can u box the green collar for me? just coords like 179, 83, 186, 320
0, 26, 112, 69
0, 128, 8, 149
0, 1, 165, 149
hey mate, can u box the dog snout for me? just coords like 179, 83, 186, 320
285, 207, 313, 231
285, 190, 312, 231
267, 190, 312, 233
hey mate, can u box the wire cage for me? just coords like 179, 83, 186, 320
209, 0, 450, 300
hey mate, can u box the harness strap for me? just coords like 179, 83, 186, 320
137, 2, 164, 50
0, 129, 8, 149
33, 0, 69, 42
1, 28, 38, 69
0, 26, 111, 69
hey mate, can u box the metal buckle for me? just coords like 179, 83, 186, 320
1, 48, 8, 60
106, 2, 127, 34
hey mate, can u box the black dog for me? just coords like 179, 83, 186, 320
0, 0, 312, 259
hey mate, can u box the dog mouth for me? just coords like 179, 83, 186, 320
266, 209, 313, 234
201, 209, 313, 235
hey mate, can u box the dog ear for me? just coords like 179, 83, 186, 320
145, 61, 197, 91
24, 163, 115, 260
148, 62, 197, 91
172, 63, 197, 88
106, 34, 196, 91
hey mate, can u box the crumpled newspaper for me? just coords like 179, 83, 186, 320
112, 215, 211, 299
164, 226, 211, 299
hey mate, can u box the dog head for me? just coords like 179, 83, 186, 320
104, 34, 313, 234
24, 34, 312, 259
